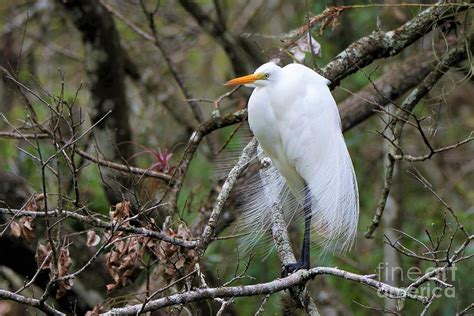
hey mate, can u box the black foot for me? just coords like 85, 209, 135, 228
282, 261, 310, 276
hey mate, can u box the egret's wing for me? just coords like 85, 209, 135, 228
277, 67, 359, 252
233, 83, 301, 254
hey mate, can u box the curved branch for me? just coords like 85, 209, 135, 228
101, 266, 428, 315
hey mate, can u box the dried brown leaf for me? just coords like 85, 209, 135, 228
153, 223, 197, 283
175, 256, 186, 270
289, 34, 321, 62
10, 217, 35, 243
110, 201, 131, 224
56, 246, 73, 298
21, 216, 34, 231
19, 217, 35, 242
105, 235, 143, 291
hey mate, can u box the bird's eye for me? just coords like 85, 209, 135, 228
264, 73, 270, 79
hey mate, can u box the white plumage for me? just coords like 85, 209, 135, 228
226, 62, 359, 258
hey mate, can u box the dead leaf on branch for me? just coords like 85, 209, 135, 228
316, 6, 344, 34
56, 246, 73, 298
9, 221, 21, 238
110, 201, 131, 224
280, 5, 345, 64
105, 201, 145, 291
9, 194, 47, 243
105, 236, 143, 291
282, 6, 345, 42
104, 202, 196, 290
154, 223, 197, 283
25, 193, 45, 211
35, 242, 52, 267
35, 243, 73, 298
9, 216, 35, 243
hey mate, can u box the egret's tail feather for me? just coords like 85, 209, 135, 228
213, 134, 279, 253
213, 127, 254, 180
219, 134, 358, 255
304, 131, 359, 253
234, 148, 293, 254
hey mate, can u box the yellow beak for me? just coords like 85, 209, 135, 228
225, 73, 265, 86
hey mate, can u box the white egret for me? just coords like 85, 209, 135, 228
225, 62, 359, 273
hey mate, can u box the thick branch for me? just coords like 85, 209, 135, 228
0, 289, 64, 316
271, 204, 297, 265
322, 2, 469, 87
338, 44, 448, 131
101, 266, 428, 314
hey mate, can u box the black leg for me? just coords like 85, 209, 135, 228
284, 186, 312, 274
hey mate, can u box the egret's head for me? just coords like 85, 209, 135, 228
225, 62, 281, 88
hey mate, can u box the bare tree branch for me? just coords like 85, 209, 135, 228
101, 266, 429, 315
0, 289, 64, 316
271, 203, 320, 315
0, 208, 197, 248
